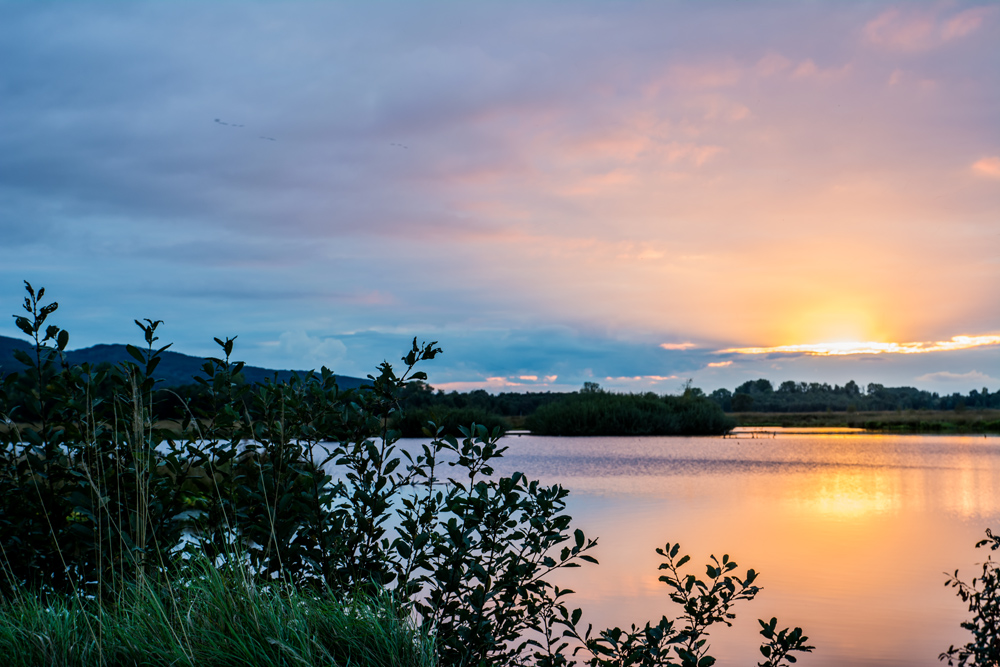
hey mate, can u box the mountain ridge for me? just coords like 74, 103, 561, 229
0, 334, 368, 389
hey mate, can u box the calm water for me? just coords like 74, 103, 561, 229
480, 430, 1000, 666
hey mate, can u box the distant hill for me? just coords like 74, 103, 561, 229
0, 335, 368, 389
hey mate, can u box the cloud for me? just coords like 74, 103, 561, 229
706, 361, 732, 368
661, 343, 697, 351
941, 7, 995, 41
433, 374, 566, 392
790, 59, 851, 81
721, 335, 1000, 357
865, 8, 936, 50
274, 331, 347, 369
865, 6, 994, 51
972, 157, 1000, 179
0, 3, 996, 392
915, 370, 996, 384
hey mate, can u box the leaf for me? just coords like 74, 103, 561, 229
13, 316, 33, 337
126, 344, 146, 364
12, 349, 34, 368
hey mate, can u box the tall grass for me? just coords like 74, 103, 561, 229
0, 557, 435, 667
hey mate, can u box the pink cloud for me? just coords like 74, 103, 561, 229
791, 59, 852, 81
865, 8, 936, 50
865, 6, 994, 51
433, 374, 566, 392
942, 7, 995, 40
972, 156, 1000, 179
660, 342, 697, 350
661, 142, 724, 166
706, 361, 732, 368
754, 53, 792, 77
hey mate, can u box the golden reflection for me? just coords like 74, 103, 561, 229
786, 469, 901, 519
720, 334, 1000, 356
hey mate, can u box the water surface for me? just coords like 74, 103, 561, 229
486, 430, 1000, 666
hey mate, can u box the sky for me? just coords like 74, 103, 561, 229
1, 1, 998, 395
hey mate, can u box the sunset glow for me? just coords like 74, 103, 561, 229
720, 335, 1000, 357
0, 2, 997, 393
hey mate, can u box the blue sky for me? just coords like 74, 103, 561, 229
1, 2, 998, 394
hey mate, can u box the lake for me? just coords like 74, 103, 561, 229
480, 429, 1000, 666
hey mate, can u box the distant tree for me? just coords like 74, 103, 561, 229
732, 393, 754, 412
735, 378, 774, 394
709, 388, 732, 411
681, 379, 705, 398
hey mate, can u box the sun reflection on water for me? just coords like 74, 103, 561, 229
493, 433, 1000, 666
788, 468, 902, 519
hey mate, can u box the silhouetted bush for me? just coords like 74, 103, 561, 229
0, 282, 809, 667
390, 405, 508, 437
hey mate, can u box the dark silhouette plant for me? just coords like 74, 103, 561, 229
0, 282, 813, 666
941, 528, 1000, 666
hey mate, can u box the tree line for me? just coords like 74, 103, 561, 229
707, 379, 996, 413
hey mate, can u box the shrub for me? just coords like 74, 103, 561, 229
941, 528, 1000, 666
390, 405, 509, 438
0, 282, 807, 667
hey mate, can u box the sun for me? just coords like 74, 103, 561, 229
779, 303, 888, 349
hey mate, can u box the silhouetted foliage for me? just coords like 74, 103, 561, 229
0, 282, 809, 666
390, 405, 509, 437
941, 529, 1000, 667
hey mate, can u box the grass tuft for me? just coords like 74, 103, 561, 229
0, 558, 435, 667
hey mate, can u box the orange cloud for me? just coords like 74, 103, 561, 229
972, 156, 1000, 179
519, 375, 538, 381
720, 335, 1000, 357
706, 361, 732, 368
